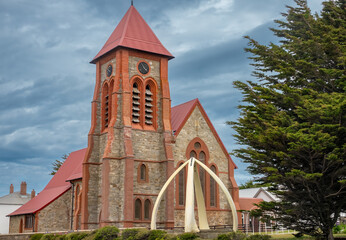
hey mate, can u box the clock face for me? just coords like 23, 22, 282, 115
106, 64, 113, 77
138, 61, 149, 75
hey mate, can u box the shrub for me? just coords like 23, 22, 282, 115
93, 226, 120, 240
216, 232, 246, 240
66, 232, 89, 240
175, 232, 198, 240
246, 234, 271, 240
148, 230, 167, 240
121, 229, 141, 240
333, 225, 342, 234
41, 234, 57, 240
30, 233, 44, 240
55, 235, 67, 240
134, 229, 151, 240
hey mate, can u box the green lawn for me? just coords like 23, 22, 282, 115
268, 233, 346, 239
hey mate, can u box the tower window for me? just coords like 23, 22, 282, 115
102, 83, 110, 129
140, 164, 147, 182
134, 199, 142, 220
132, 83, 140, 124
144, 85, 153, 125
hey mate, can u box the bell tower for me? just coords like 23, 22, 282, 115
81, 5, 175, 229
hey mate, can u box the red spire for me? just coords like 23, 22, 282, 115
91, 6, 173, 63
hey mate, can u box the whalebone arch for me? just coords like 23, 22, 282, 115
130, 75, 157, 129
151, 157, 238, 232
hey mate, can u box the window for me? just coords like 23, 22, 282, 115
144, 199, 151, 220
102, 83, 109, 129
140, 164, 146, 181
131, 78, 157, 128
25, 215, 33, 229
178, 163, 185, 206
144, 85, 153, 125
189, 150, 197, 158
210, 165, 217, 207
199, 151, 206, 195
132, 83, 141, 124
134, 199, 142, 219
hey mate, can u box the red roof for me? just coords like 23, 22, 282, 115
8, 148, 86, 216
91, 6, 173, 63
239, 197, 263, 211
171, 99, 198, 134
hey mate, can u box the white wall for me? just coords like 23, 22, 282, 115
256, 191, 273, 202
0, 205, 22, 234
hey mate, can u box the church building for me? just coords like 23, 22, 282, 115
8, 5, 242, 233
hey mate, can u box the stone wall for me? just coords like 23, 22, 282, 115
9, 216, 23, 234
37, 189, 72, 231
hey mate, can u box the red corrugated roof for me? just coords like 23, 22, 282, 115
8, 148, 86, 216
239, 197, 263, 211
91, 6, 173, 63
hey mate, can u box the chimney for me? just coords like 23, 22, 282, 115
20, 181, 27, 195
10, 184, 14, 194
31, 189, 36, 199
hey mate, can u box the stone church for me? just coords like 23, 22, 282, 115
8, 5, 245, 233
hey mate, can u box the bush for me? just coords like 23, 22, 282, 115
333, 225, 342, 234
175, 232, 198, 240
41, 234, 57, 240
216, 232, 246, 240
30, 233, 44, 240
121, 229, 142, 240
134, 229, 151, 240
93, 226, 120, 240
246, 234, 271, 240
66, 232, 89, 240
148, 230, 167, 240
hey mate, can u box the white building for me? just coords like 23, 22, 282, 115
239, 187, 279, 202
0, 182, 34, 234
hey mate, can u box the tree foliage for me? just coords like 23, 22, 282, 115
239, 179, 270, 189
229, 0, 345, 239
50, 154, 68, 175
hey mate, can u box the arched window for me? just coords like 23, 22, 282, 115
132, 82, 141, 124
134, 199, 142, 220
210, 165, 217, 207
144, 85, 153, 125
199, 151, 206, 195
140, 164, 146, 181
178, 163, 185, 206
144, 199, 151, 220
186, 138, 210, 205
102, 83, 109, 129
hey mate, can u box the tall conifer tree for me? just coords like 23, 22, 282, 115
230, 0, 345, 239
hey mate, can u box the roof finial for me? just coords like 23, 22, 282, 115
131, 0, 133, 6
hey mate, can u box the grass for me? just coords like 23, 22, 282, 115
268, 233, 346, 239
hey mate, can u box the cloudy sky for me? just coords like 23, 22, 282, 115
0, 0, 324, 196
